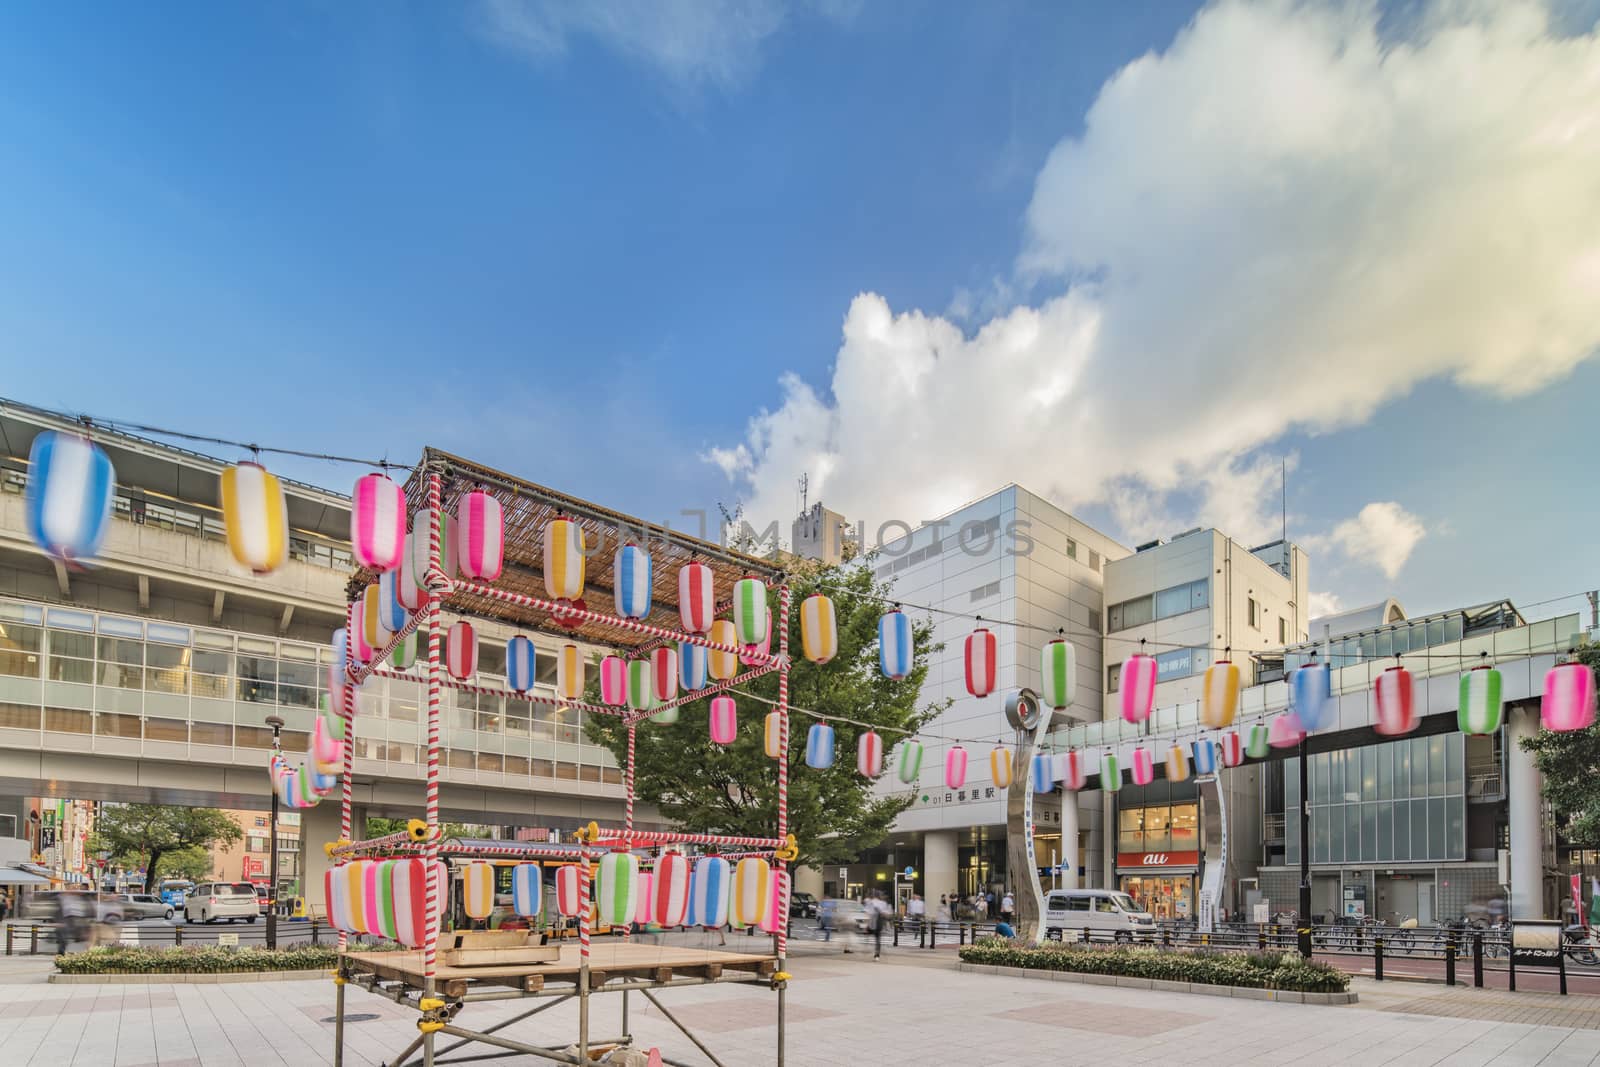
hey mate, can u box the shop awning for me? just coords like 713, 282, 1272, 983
0, 866, 52, 885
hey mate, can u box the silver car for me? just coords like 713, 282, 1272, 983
120, 893, 175, 920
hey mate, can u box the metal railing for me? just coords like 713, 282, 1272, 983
3, 919, 338, 956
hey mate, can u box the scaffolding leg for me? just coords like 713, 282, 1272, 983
578, 965, 590, 1062
777, 974, 786, 1067
621, 987, 630, 1045
641, 989, 729, 1067
424, 977, 437, 1067
335, 978, 346, 1067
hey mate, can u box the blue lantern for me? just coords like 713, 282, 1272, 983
805, 723, 835, 769
25, 431, 115, 564
878, 610, 913, 680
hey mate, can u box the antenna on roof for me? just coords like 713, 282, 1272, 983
1281, 456, 1287, 546
798, 473, 808, 517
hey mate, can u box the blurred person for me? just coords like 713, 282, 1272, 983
865, 891, 891, 960
937, 894, 949, 921
907, 893, 925, 926
1000, 890, 1015, 925
995, 918, 1016, 939
817, 894, 836, 941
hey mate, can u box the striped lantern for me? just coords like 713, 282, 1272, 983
333, 627, 349, 677
733, 578, 768, 646
405, 514, 456, 595
760, 869, 789, 934
543, 518, 587, 601
626, 659, 655, 712
446, 621, 477, 681
1543, 662, 1597, 733
679, 641, 707, 692
379, 570, 410, 633
1031, 753, 1055, 792
635, 873, 655, 927
1458, 665, 1504, 736
1119, 654, 1158, 724
651, 704, 680, 725
361, 584, 391, 651
707, 620, 739, 681
351, 473, 406, 572
463, 861, 496, 920
857, 730, 883, 778
991, 745, 1013, 789
1202, 660, 1240, 729
389, 630, 418, 670
455, 490, 504, 582
944, 745, 968, 790
677, 562, 715, 634
1245, 724, 1271, 759
25, 431, 115, 564
348, 619, 374, 665
709, 695, 738, 745
506, 636, 537, 693
731, 858, 771, 928
1292, 661, 1334, 732
1040, 639, 1075, 710
394, 859, 447, 949
1054, 750, 1086, 791
612, 544, 652, 619
800, 594, 837, 664
763, 711, 784, 759
1099, 751, 1121, 792
896, 738, 924, 784
805, 723, 835, 769
596, 853, 640, 927
688, 857, 730, 928
555, 865, 584, 917
879, 610, 914, 680
1166, 744, 1190, 783
1219, 731, 1245, 767
556, 644, 584, 701
966, 626, 997, 698
651, 646, 678, 703
220, 462, 288, 574
1268, 711, 1304, 749
512, 863, 542, 918
1130, 746, 1155, 786
1192, 739, 1218, 775
738, 609, 771, 667
654, 852, 690, 926
1374, 665, 1417, 736
600, 655, 627, 706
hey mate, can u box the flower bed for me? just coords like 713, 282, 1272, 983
957, 939, 1350, 993
56, 944, 342, 975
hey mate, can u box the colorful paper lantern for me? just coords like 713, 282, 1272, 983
651, 646, 678, 703
654, 852, 691, 926
1130, 746, 1155, 786
311, 713, 344, 775
506, 635, 537, 693
991, 745, 1013, 789
764, 711, 784, 759
731, 858, 770, 927
635, 873, 656, 927
1292, 662, 1334, 732
324, 861, 358, 933
739, 609, 772, 666
627, 659, 655, 712
1543, 661, 1597, 733
404, 513, 456, 595
806, 723, 835, 769
1374, 665, 1417, 736
1119, 654, 1158, 724
512, 863, 542, 918
897, 738, 924, 784
220, 461, 288, 574
707, 620, 739, 681
551, 597, 588, 631
760, 869, 789, 934
677, 562, 715, 634
446, 621, 477, 681
944, 744, 969, 789
1031, 753, 1055, 792
389, 859, 447, 948
556, 643, 584, 701
1099, 751, 1121, 792
1245, 724, 1270, 759
463, 861, 496, 920
600, 655, 627, 706
555, 865, 584, 917
709, 695, 738, 744
733, 578, 768, 646
965, 626, 997, 698
454, 490, 504, 582
378, 570, 411, 634
613, 544, 652, 619
679, 641, 707, 692
543, 518, 586, 601
1202, 660, 1240, 729
857, 730, 883, 778
352, 473, 405, 572
24, 431, 115, 565
397, 531, 429, 611
596, 853, 640, 927
1166, 744, 1190, 783
1219, 731, 1244, 767
1054, 751, 1086, 791
651, 704, 680, 725
1268, 711, 1304, 748
1040, 639, 1075, 710
362, 583, 391, 652
879, 610, 914, 680
1192, 739, 1218, 775
801, 594, 837, 665
389, 629, 418, 670
348, 620, 374, 665
688, 857, 730, 928
1459, 664, 1504, 736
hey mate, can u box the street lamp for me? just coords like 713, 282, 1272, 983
264, 714, 284, 950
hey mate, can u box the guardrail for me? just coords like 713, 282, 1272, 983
3, 920, 339, 956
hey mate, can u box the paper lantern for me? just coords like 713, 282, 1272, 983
965, 626, 997, 698
738, 609, 771, 666
512, 863, 542, 918
25, 431, 114, 565
397, 530, 429, 611
1166, 744, 1190, 783
405, 514, 456, 594
991, 745, 1013, 789
1031, 753, 1055, 792
1054, 751, 1086, 791
678, 562, 715, 634
361, 584, 391, 651
556, 643, 584, 701
1268, 711, 1304, 748
1040, 639, 1075, 710
333, 627, 349, 676
1245, 724, 1270, 759
550, 597, 588, 631
652, 705, 680, 726
613, 544, 652, 619
806, 723, 835, 769
600, 655, 627, 706
707, 620, 739, 681
879, 610, 914, 680
596, 853, 640, 927
544, 518, 587, 601
392, 859, 448, 949
463, 861, 496, 920
649, 646, 678, 703
679, 641, 707, 692
1292, 662, 1334, 732
654, 852, 691, 926
1202, 661, 1240, 729
389, 629, 418, 670
506, 635, 537, 693
635, 873, 655, 927
1219, 731, 1244, 767
764, 711, 784, 759
446, 621, 477, 680
857, 730, 883, 778
555, 865, 584, 917
800, 594, 837, 664
733, 578, 768, 646
944, 744, 969, 789
451, 490, 502, 581
688, 857, 730, 928
627, 659, 655, 712
1119, 654, 1158, 724
1130, 746, 1155, 786
311, 713, 343, 775
379, 570, 411, 634
732, 858, 770, 927
1374, 665, 1417, 736
1099, 751, 1121, 792
352, 473, 405, 571
324, 861, 357, 933
1192, 739, 1218, 775
1544, 662, 1597, 733
1459, 665, 1504, 736
709, 695, 738, 744
220, 462, 288, 574
760, 869, 789, 934
897, 738, 924, 784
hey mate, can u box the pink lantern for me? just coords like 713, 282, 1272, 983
1268, 711, 1304, 748
351, 473, 405, 572
1374, 665, 1417, 736
635, 873, 656, 927
857, 730, 883, 778
454, 490, 504, 582
678, 562, 715, 634
944, 745, 968, 790
1119, 653, 1158, 724
600, 655, 627, 706
1130, 746, 1155, 786
1053, 750, 1086, 791
965, 626, 997, 698
709, 695, 738, 744
1543, 661, 1597, 733
651, 646, 678, 703
760, 869, 789, 934
1219, 731, 1244, 767
446, 621, 477, 680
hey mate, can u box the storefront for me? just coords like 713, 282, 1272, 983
1116, 792, 1201, 920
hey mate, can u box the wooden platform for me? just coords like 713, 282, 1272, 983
343, 942, 780, 998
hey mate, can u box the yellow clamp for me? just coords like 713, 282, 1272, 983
418, 1019, 445, 1034
406, 818, 429, 842
573, 821, 600, 844
419, 997, 445, 1012
330, 970, 346, 986
771, 970, 792, 990
324, 838, 349, 858
774, 834, 799, 862
417, 995, 448, 1033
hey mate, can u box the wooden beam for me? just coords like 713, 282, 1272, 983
212, 589, 224, 622
53, 560, 70, 597
137, 575, 150, 611
278, 603, 294, 634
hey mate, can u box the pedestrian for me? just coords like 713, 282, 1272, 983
866, 891, 891, 959
985, 889, 996, 919
936, 894, 950, 922
817, 894, 836, 942
907, 893, 925, 928
1000, 890, 1015, 925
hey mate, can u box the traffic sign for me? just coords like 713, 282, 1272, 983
903, 866, 915, 878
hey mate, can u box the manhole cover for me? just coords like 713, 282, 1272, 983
320, 1013, 383, 1023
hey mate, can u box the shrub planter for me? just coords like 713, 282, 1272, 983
53, 944, 343, 980
51, 969, 329, 985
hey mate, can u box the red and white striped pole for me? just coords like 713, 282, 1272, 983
623, 724, 635, 942
422, 470, 444, 988
775, 584, 791, 963
338, 599, 356, 952
578, 835, 592, 1060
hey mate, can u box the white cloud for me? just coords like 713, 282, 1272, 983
1307, 590, 1345, 619
1319, 501, 1428, 579
710, 0, 1600, 546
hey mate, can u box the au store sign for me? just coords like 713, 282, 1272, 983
1117, 851, 1200, 869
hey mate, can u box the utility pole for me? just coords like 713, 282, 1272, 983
265, 714, 284, 950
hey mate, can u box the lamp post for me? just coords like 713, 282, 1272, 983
264, 714, 284, 950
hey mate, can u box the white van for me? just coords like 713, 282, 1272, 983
1042, 889, 1158, 943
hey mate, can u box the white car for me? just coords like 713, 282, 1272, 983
120, 893, 175, 920
184, 882, 260, 924
1042, 889, 1158, 943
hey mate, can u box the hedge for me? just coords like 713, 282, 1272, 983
56, 945, 343, 975
958, 939, 1350, 993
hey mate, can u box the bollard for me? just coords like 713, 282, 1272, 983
1258, 925, 1267, 951
1374, 936, 1383, 981
30, 924, 39, 955
1473, 933, 1484, 988
1559, 941, 1568, 996
175, 924, 183, 946
1445, 937, 1456, 986
1163, 927, 1172, 948
893, 921, 900, 948
312, 922, 321, 946
4, 924, 11, 956
928, 922, 935, 950
1083, 925, 1092, 946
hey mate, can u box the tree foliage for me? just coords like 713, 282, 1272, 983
585, 559, 947, 869
366, 816, 480, 841
90, 804, 243, 884
1519, 643, 1600, 847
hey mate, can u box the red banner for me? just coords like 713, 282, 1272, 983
1117, 851, 1200, 869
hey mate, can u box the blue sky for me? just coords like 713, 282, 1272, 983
1, 1, 1595, 624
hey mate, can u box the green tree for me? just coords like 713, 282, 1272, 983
585, 560, 946, 869
90, 804, 243, 885
157, 845, 215, 883
1519, 643, 1600, 845
365, 816, 482, 841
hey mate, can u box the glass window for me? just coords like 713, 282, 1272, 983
1312, 807, 1330, 864
1428, 797, 1446, 858
0, 621, 43, 678
1446, 799, 1465, 860
145, 644, 189, 695
1118, 807, 1144, 853
237, 656, 278, 704
48, 628, 94, 683
1428, 736, 1446, 797
1427, 619, 1446, 647
1361, 746, 1377, 802
1444, 616, 1463, 642
1375, 631, 1392, 658
1143, 806, 1171, 851
1378, 744, 1394, 800
1377, 802, 1394, 860
277, 659, 318, 709
1446, 736, 1464, 795
1122, 597, 1153, 629
1066, 538, 1077, 561
1278, 617, 1287, 644
1360, 803, 1377, 863
1397, 740, 1413, 797
1107, 663, 1121, 694
1190, 579, 1209, 610
1155, 586, 1191, 619
1394, 800, 1413, 861
1170, 803, 1198, 850
1247, 598, 1259, 628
